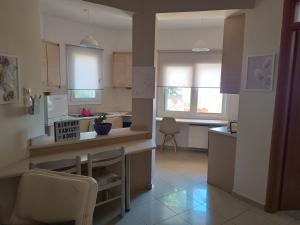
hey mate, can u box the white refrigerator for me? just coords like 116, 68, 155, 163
44, 94, 69, 126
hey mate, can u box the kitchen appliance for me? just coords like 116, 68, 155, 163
229, 121, 238, 133
44, 94, 68, 126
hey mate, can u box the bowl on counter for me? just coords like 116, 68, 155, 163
94, 123, 112, 135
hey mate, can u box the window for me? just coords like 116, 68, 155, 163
66, 45, 103, 104
157, 51, 225, 118
195, 63, 223, 114
165, 87, 191, 112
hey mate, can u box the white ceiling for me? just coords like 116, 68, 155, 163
39, 0, 241, 30
157, 10, 241, 29
39, 0, 132, 29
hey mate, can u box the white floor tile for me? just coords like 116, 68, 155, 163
179, 205, 228, 225
132, 200, 176, 225
158, 190, 202, 214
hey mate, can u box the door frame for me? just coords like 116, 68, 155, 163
265, 0, 300, 213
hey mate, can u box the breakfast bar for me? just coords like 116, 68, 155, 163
0, 128, 156, 215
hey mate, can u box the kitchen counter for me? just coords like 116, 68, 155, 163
208, 126, 237, 193
209, 126, 237, 138
156, 117, 228, 126
29, 128, 150, 157
68, 112, 132, 121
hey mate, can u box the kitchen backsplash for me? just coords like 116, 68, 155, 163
68, 87, 132, 114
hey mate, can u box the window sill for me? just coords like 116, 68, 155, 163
156, 117, 228, 126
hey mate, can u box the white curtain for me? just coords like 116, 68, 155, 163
157, 51, 222, 88
66, 45, 103, 90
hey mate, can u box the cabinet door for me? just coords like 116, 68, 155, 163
112, 52, 132, 88
41, 41, 48, 86
80, 119, 92, 133
106, 117, 123, 129
46, 42, 61, 87
221, 14, 245, 94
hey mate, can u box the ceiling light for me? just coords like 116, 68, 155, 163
80, 35, 99, 48
192, 47, 210, 52
80, 9, 99, 48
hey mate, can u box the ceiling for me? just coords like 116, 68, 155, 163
157, 10, 241, 29
39, 0, 132, 29
40, 0, 241, 30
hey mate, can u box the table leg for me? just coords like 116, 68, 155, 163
125, 156, 131, 211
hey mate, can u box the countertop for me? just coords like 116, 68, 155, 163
68, 112, 132, 121
209, 126, 237, 138
0, 139, 156, 179
156, 117, 228, 126
28, 128, 151, 150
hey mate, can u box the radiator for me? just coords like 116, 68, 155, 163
188, 125, 209, 149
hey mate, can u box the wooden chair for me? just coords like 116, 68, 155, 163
30, 156, 82, 175
9, 169, 97, 225
87, 147, 125, 217
159, 117, 179, 152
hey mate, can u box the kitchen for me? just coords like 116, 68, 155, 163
0, 0, 292, 224
40, 1, 133, 135
40, 0, 240, 148
40, 0, 241, 193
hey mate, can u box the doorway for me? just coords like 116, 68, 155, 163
266, 0, 300, 213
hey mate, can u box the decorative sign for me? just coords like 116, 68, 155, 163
245, 53, 276, 92
0, 54, 19, 104
54, 120, 80, 142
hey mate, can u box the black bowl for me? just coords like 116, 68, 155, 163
94, 123, 112, 135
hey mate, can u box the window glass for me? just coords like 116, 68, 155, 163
197, 88, 223, 113
73, 90, 96, 99
165, 87, 191, 112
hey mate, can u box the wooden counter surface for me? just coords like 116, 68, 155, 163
209, 126, 237, 138
0, 139, 156, 179
29, 128, 151, 156
156, 117, 228, 126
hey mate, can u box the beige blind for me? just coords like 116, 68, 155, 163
67, 45, 103, 90
157, 51, 222, 87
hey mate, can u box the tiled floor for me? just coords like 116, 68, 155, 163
93, 150, 300, 225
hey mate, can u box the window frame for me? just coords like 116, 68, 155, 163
66, 44, 104, 105
159, 87, 227, 120
68, 90, 102, 105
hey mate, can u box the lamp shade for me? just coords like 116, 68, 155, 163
80, 35, 99, 48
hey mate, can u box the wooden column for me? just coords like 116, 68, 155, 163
131, 12, 157, 135
130, 12, 157, 192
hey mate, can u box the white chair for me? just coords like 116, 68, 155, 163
87, 147, 125, 217
9, 169, 97, 225
30, 156, 82, 175
159, 117, 179, 152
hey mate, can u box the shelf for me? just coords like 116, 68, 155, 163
98, 180, 122, 191
96, 195, 122, 207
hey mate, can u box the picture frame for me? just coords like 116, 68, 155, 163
0, 53, 19, 104
245, 53, 276, 92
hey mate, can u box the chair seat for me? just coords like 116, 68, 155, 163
92, 170, 120, 186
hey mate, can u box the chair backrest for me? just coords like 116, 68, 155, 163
159, 117, 179, 135
87, 147, 124, 177
30, 156, 81, 175
10, 169, 97, 225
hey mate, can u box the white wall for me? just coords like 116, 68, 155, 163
157, 27, 224, 50
41, 14, 132, 113
0, 0, 44, 168
233, 0, 283, 205
154, 27, 240, 148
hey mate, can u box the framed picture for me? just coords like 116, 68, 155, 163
0, 54, 19, 104
245, 53, 276, 92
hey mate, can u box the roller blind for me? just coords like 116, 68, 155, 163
67, 45, 103, 90
157, 51, 222, 87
